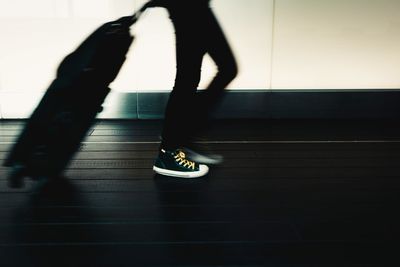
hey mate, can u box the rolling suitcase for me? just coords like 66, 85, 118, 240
3, 6, 147, 188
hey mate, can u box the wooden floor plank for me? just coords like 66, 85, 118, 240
3, 149, 400, 161
1, 242, 394, 266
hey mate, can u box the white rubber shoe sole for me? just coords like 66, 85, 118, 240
153, 164, 209, 178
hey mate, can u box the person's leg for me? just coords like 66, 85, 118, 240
175, 8, 238, 166
198, 9, 238, 112
185, 9, 238, 147
154, 14, 210, 178
160, 16, 206, 150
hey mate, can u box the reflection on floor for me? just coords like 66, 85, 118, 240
0, 119, 399, 266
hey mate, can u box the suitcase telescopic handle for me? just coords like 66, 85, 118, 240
128, 2, 150, 26
114, 1, 151, 28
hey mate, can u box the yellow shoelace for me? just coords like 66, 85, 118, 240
174, 151, 196, 170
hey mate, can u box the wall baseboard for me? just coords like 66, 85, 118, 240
135, 90, 400, 119
1, 90, 400, 119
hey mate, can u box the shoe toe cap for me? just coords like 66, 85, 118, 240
199, 164, 209, 175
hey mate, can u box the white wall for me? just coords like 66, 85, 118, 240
113, 0, 272, 91
0, 0, 270, 94
271, 0, 400, 89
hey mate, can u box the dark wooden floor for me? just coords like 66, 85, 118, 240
0, 119, 400, 266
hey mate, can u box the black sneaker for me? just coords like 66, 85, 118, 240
183, 147, 223, 165
153, 149, 209, 178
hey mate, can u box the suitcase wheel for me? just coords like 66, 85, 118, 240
7, 164, 27, 189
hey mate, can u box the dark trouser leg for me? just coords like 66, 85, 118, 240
161, 8, 237, 150
160, 26, 205, 150
190, 10, 238, 139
